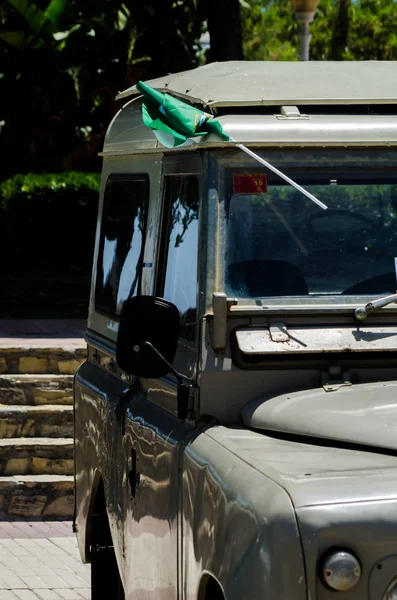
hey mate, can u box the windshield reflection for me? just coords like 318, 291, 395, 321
225, 171, 397, 298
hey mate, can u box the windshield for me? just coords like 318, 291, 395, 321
225, 157, 397, 300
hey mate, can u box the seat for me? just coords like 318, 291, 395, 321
342, 272, 396, 295
226, 260, 308, 297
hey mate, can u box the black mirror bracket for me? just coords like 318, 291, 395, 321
137, 342, 193, 421
115, 379, 140, 431
139, 342, 184, 384
177, 384, 191, 421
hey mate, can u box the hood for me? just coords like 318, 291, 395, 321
205, 425, 397, 509
242, 381, 397, 452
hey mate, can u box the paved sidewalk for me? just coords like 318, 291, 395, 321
0, 521, 90, 599
0, 321, 86, 338
0, 320, 86, 351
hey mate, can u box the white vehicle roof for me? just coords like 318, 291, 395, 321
102, 61, 397, 154
116, 61, 397, 108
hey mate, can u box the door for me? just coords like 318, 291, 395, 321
76, 172, 150, 576
123, 163, 201, 599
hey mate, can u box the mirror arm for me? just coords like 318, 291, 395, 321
141, 342, 193, 421
115, 379, 141, 431
142, 342, 186, 385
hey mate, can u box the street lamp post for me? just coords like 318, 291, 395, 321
291, 0, 319, 61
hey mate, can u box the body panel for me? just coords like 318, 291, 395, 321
122, 392, 194, 599
205, 426, 397, 508
297, 500, 397, 600
182, 430, 306, 600
74, 360, 127, 563
103, 103, 397, 155
236, 324, 397, 354
242, 381, 397, 451
116, 60, 397, 107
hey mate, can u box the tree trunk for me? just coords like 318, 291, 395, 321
330, 0, 351, 60
205, 0, 244, 61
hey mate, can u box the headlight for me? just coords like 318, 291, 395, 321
320, 550, 361, 591
383, 578, 397, 600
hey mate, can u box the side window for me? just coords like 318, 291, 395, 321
158, 176, 199, 342
95, 175, 149, 317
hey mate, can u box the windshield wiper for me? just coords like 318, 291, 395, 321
355, 293, 397, 321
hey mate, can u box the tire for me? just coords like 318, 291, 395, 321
91, 511, 125, 600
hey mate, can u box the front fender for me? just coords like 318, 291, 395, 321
183, 427, 306, 600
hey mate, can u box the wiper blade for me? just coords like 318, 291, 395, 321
355, 293, 397, 321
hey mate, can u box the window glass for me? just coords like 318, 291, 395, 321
225, 167, 397, 298
163, 176, 199, 341
96, 176, 149, 316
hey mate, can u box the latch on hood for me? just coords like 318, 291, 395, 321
322, 366, 351, 392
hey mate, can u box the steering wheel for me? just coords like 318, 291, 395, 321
301, 209, 382, 242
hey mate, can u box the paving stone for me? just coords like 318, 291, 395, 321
0, 476, 74, 517
18, 358, 49, 375
0, 337, 81, 522
74, 591, 89, 600
32, 391, 72, 406
0, 564, 27, 588
5, 458, 29, 476
0, 347, 86, 376
0, 406, 73, 439
0, 521, 91, 596
0, 375, 73, 406
8, 495, 48, 517
54, 589, 83, 599
56, 362, 81, 376
0, 388, 26, 404
43, 496, 74, 518
31, 458, 73, 477
15, 592, 44, 600
0, 439, 73, 477
35, 590, 62, 599
33, 568, 69, 589
1, 591, 20, 599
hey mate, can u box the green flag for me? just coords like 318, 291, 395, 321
136, 80, 231, 148
136, 80, 327, 210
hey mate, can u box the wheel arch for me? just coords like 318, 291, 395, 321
197, 572, 225, 600
84, 469, 104, 561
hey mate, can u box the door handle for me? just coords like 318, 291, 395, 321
128, 448, 140, 498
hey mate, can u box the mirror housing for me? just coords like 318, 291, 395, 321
116, 296, 180, 378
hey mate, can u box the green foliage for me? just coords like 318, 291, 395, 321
1, 0, 69, 49
0, 171, 99, 209
0, 0, 206, 177
241, 0, 298, 61
0, 171, 100, 268
242, 0, 397, 61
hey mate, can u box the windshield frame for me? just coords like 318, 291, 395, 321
217, 147, 397, 310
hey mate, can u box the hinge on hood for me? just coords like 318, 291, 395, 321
322, 366, 351, 392
212, 292, 227, 352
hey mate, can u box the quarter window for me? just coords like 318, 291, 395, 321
159, 176, 199, 341
95, 175, 149, 316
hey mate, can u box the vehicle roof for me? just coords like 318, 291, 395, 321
116, 61, 397, 108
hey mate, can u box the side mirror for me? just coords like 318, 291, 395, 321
116, 296, 180, 378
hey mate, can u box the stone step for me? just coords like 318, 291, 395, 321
0, 438, 73, 476
0, 405, 73, 439
0, 475, 74, 517
0, 374, 73, 405
0, 343, 86, 375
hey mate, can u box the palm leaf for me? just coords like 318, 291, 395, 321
6, 0, 47, 35
44, 0, 68, 29
0, 30, 27, 48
